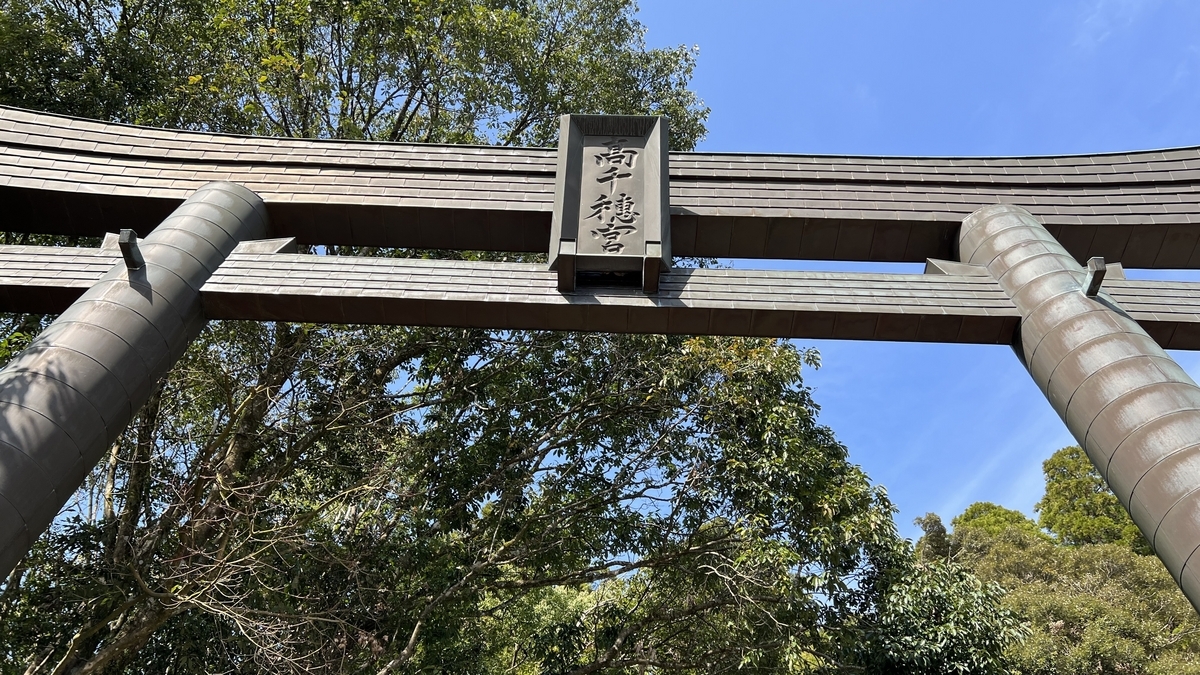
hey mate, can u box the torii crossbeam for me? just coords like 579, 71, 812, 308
4, 106, 1200, 612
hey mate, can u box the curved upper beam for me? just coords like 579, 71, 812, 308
2, 106, 1200, 266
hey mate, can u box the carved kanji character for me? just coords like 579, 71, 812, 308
612, 193, 639, 224
594, 139, 638, 169
588, 193, 614, 221
596, 165, 633, 185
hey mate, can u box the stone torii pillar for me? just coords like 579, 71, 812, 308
0, 182, 268, 575
962, 204, 1200, 609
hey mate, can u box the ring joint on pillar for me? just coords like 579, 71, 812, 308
959, 202, 1200, 614
0, 182, 269, 578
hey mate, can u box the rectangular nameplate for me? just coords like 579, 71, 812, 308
550, 114, 670, 292
578, 134, 647, 257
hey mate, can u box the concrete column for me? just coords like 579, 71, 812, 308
0, 182, 267, 575
960, 203, 1200, 611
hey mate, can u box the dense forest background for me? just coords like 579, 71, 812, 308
0, 0, 1195, 673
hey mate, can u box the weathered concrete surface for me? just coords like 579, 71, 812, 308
4, 106, 1200, 266
0, 182, 267, 576
961, 203, 1200, 613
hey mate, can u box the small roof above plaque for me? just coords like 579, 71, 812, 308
549, 114, 670, 294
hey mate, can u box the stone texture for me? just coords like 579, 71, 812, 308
0, 182, 268, 577
3, 106, 1200, 266
959, 203, 1200, 613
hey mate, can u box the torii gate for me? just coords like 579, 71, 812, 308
3, 106, 1200, 612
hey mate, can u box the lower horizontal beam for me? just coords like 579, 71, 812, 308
202, 254, 1019, 344
2, 244, 1199, 348
0, 244, 119, 313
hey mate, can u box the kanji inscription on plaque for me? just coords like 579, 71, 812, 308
549, 115, 670, 293
583, 137, 644, 254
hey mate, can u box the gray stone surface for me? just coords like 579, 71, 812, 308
4, 106, 1200, 267
549, 115, 670, 292
0, 182, 267, 577
959, 203, 1200, 614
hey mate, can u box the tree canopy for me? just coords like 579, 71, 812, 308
912, 512, 950, 561
0, 0, 707, 148
0, 1, 1028, 672
1036, 444, 1150, 552
954, 502, 1035, 535
937, 447, 1200, 674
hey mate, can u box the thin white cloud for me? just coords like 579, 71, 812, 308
934, 385, 1073, 519
1073, 0, 1158, 51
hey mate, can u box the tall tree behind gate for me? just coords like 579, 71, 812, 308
0, 2, 1023, 673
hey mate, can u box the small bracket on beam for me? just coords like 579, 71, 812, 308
556, 240, 577, 293
231, 237, 298, 254
1083, 256, 1106, 297
118, 229, 144, 270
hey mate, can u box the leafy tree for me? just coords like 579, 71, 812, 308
0, 0, 707, 146
939, 451, 1200, 674
950, 501, 1049, 558
848, 559, 1026, 675
0, 1, 1024, 672
952, 501, 1043, 538
0, 0, 248, 128
1037, 445, 1150, 553
913, 512, 950, 561
1, 325, 1023, 673
957, 528, 1200, 675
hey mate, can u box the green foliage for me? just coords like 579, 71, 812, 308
0, 0, 249, 127
0, 1, 1024, 671
950, 501, 1050, 560
0, 0, 708, 147
914, 512, 951, 561
938, 448, 1200, 675
1036, 445, 1150, 553
0, 330, 26, 366
953, 502, 1043, 538
957, 528, 1200, 675
0, 327, 1023, 673
850, 560, 1026, 675
198, 0, 709, 146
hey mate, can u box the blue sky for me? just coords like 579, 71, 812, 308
637, 0, 1200, 539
